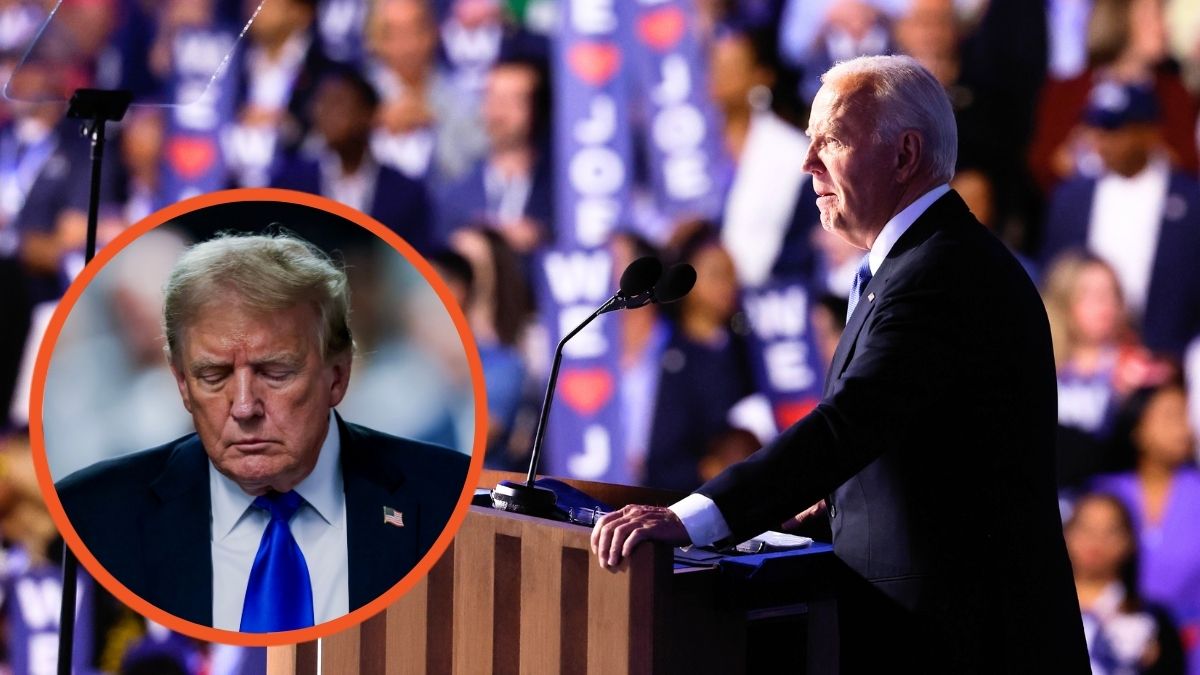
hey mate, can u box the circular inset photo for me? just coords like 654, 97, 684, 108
28, 189, 485, 646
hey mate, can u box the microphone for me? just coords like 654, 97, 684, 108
491, 256, 677, 517
653, 263, 697, 304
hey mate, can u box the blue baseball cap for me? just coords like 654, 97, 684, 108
1083, 81, 1160, 129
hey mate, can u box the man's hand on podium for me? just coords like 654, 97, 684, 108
590, 505, 691, 571
780, 499, 827, 532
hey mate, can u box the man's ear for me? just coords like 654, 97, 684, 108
169, 355, 194, 414
895, 129, 923, 183
327, 352, 352, 407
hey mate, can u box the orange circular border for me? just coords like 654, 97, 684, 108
28, 188, 488, 646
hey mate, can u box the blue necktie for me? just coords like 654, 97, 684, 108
846, 255, 874, 322
240, 490, 315, 632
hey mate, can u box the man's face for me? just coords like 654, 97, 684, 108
1092, 124, 1157, 178
483, 65, 536, 150
313, 78, 374, 149
170, 294, 350, 495
803, 80, 902, 250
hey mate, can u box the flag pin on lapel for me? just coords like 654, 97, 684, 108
383, 506, 405, 527
867, 292, 875, 302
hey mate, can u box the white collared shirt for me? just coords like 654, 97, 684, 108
210, 410, 349, 629
1087, 155, 1169, 319
668, 184, 951, 547
319, 151, 380, 215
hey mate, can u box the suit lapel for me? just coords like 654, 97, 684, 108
823, 191, 967, 394
339, 415, 421, 609
142, 436, 214, 626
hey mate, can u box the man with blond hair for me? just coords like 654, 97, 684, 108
57, 232, 469, 632
593, 56, 1089, 671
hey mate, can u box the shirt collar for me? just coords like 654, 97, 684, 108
867, 184, 951, 275
209, 410, 344, 541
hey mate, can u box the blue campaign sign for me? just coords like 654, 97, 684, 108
532, 247, 630, 484
552, 0, 633, 250
742, 280, 825, 432
621, 0, 725, 222
160, 24, 239, 203
5, 552, 93, 675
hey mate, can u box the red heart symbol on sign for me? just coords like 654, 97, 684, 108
568, 42, 622, 87
167, 136, 217, 180
775, 398, 818, 430
638, 7, 685, 51
559, 368, 614, 416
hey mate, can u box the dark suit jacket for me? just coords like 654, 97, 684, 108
1040, 170, 1200, 357
431, 155, 553, 247
699, 191, 1089, 671
270, 155, 434, 253
55, 415, 469, 627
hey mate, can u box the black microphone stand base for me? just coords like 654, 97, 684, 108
490, 480, 558, 517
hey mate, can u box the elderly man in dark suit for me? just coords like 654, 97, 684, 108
56, 233, 468, 632
592, 55, 1089, 672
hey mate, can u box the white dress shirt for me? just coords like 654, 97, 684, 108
670, 184, 951, 546
210, 410, 349, 629
1087, 155, 1168, 319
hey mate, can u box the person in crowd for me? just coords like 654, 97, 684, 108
226, 0, 332, 187
117, 107, 166, 225
270, 67, 433, 252
1043, 252, 1167, 436
433, 47, 551, 252
1040, 81, 1200, 358
1094, 381, 1200, 672
441, 227, 534, 469
1065, 492, 1187, 674
610, 232, 673, 485
1029, 0, 1199, 196
709, 20, 818, 288
365, 0, 487, 181
644, 225, 755, 492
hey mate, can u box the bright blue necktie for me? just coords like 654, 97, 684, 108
846, 254, 874, 322
240, 490, 315, 632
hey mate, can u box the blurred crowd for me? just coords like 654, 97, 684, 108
1, 0, 1200, 672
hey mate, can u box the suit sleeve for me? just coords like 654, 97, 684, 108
696, 266, 964, 541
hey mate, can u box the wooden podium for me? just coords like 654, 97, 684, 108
265, 471, 834, 674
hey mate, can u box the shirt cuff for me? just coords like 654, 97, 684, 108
669, 493, 732, 547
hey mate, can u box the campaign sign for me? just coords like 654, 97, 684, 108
742, 280, 825, 432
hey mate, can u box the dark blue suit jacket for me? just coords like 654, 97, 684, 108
55, 415, 469, 627
1040, 170, 1200, 356
431, 156, 553, 247
699, 192, 1088, 670
270, 155, 434, 253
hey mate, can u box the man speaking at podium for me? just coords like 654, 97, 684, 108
56, 233, 468, 632
592, 56, 1089, 671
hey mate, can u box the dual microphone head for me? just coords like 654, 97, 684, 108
604, 256, 698, 314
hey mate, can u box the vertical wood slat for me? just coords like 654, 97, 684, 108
321, 622, 360, 673
265, 644, 296, 675
424, 544, 455, 674
358, 612, 388, 675
452, 513, 495, 674
518, 525, 563, 674
492, 534, 522, 674
559, 547, 590, 675
383, 576, 429, 675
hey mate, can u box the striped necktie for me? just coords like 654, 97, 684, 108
846, 255, 874, 322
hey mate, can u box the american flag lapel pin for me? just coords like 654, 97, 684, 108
383, 506, 405, 527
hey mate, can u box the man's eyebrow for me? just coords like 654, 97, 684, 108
189, 358, 230, 374
251, 353, 304, 368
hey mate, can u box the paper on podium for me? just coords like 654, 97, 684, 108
733, 531, 813, 554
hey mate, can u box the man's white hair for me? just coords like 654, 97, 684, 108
822, 55, 958, 183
